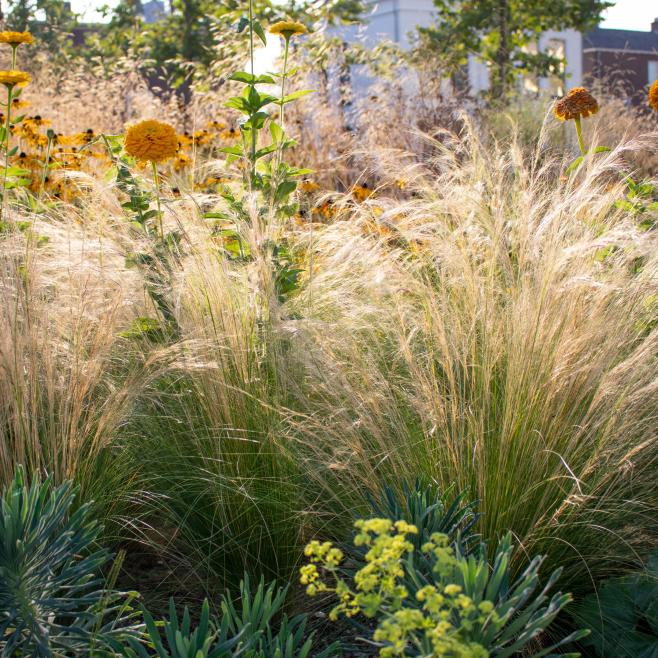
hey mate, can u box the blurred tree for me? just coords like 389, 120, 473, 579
284, 0, 366, 26
3, 0, 78, 51
419, 0, 613, 99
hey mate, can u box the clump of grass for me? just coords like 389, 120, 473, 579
285, 117, 658, 593
0, 218, 155, 533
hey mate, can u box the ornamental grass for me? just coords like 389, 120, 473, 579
0, 12, 655, 647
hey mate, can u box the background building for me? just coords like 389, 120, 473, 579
344, 0, 658, 99
583, 19, 658, 102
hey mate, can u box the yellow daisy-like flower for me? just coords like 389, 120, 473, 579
11, 97, 29, 109
0, 70, 31, 88
554, 87, 599, 121
268, 20, 307, 39
299, 180, 320, 193
649, 79, 658, 113
124, 119, 178, 162
0, 31, 34, 46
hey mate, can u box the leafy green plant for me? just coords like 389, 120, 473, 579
102, 133, 181, 339
366, 481, 480, 553
215, 3, 313, 306
571, 551, 658, 658
0, 466, 139, 657
118, 599, 248, 658
120, 575, 339, 657
302, 517, 588, 657
221, 575, 339, 657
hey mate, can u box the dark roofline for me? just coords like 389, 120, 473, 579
584, 26, 658, 53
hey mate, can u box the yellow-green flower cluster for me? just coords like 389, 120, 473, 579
352, 519, 417, 618
301, 520, 501, 658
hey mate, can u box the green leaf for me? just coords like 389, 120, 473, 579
287, 167, 314, 177
253, 19, 267, 46
565, 156, 584, 175
243, 111, 269, 131
224, 95, 251, 114
236, 15, 249, 33
220, 145, 244, 157
275, 180, 297, 202
276, 89, 314, 105
230, 71, 275, 85
5, 167, 31, 176
270, 122, 284, 143
255, 144, 277, 160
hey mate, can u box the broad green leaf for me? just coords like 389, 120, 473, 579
255, 144, 277, 160
276, 89, 314, 105
253, 19, 267, 46
270, 122, 284, 143
220, 145, 244, 157
565, 156, 584, 175
230, 71, 275, 85
275, 180, 297, 202
224, 96, 251, 114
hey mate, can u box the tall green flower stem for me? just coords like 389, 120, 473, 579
574, 116, 587, 156
248, 0, 257, 172
10, 45, 17, 69
1, 82, 15, 223
39, 131, 54, 201
151, 160, 164, 240
279, 37, 291, 128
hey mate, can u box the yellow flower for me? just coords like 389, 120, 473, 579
172, 152, 192, 171
124, 119, 178, 162
649, 79, 658, 113
0, 31, 34, 46
553, 87, 599, 121
268, 20, 307, 39
299, 180, 320, 193
352, 183, 373, 202
0, 70, 31, 88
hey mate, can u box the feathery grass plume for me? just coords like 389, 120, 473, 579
122, 197, 308, 584
285, 117, 658, 594
0, 209, 157, 533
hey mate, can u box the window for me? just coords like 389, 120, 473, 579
649, 60, 658, 83
546, 38, 566, 96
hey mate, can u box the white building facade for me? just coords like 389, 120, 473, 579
345, 0, 583, 94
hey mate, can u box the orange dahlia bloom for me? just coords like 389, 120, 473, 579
125, 120, 178, 162
649, 80, 658, 113
554, 87, 599, 121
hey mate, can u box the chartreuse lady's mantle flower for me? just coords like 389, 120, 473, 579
649, 79, 658, 113
124, 119, 178, 163
0, 70, 31, 88
268, 20, 307, 39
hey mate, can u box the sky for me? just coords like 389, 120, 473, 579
70, 0, 658, 30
